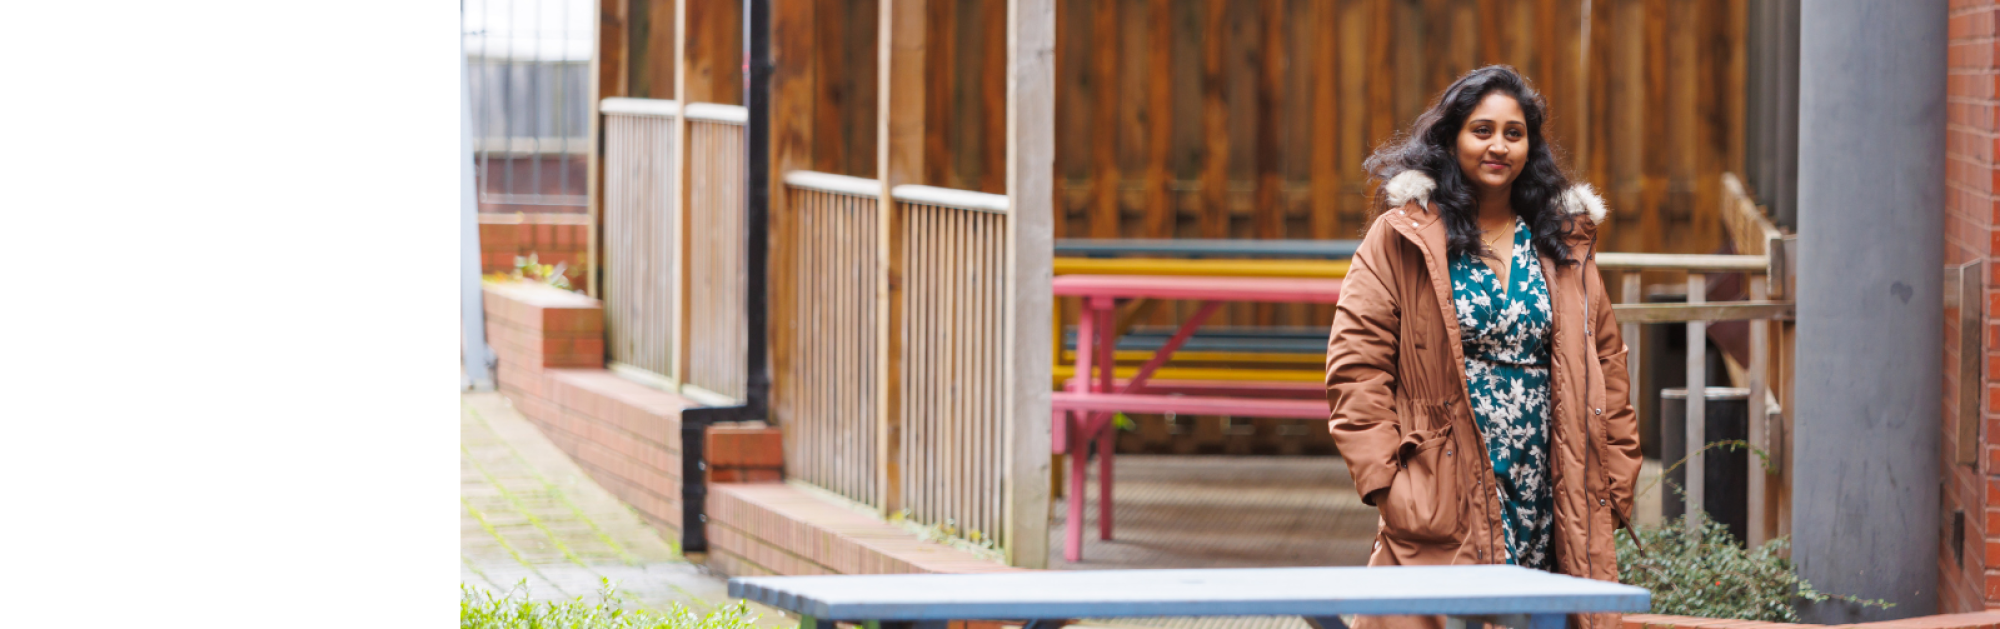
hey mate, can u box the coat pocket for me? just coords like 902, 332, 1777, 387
1379, 420, 1466, 543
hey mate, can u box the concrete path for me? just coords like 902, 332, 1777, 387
459, 391, 787, 624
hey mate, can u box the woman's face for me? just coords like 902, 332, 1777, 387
1455, 92, 1529, 197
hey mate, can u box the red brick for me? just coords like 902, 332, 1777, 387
708, 425, 785, 467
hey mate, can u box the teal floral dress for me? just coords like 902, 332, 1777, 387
1447, 215, 1555, 571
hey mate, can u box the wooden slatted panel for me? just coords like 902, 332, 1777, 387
781, 182, 880, 507
899, 201, 1008, 547
687, 116, 748, 399
1039, 0, 1747, 331
602, 109, 677, 378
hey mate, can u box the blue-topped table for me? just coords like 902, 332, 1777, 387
728, 565, 1650, 629
1055, 238, 1361, 259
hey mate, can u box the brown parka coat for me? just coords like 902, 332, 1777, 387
1324, 170, 1643, 629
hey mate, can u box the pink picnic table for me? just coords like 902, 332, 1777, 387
1050, 274, 1342, 562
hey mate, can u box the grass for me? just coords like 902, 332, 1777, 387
463, 579, 763, 629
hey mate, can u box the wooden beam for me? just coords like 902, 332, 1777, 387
670, 0, 692, 386
587, 0, 631, 298
1003, 0, 1053, 570
1610, 300, 1792, 324
879, 0, 927, 516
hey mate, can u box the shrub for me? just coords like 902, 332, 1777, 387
1617, 440, 1893, 621
462, 579, 763, 629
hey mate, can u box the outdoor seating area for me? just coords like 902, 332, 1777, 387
450, 0, 2000, 625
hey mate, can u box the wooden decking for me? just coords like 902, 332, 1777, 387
1049, 455, 1377, 570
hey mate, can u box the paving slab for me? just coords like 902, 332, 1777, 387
460, 391, 791, 626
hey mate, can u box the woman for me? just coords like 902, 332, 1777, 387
1324, 65, 1642, 629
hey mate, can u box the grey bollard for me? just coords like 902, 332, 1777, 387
1659, 387, 1749, 543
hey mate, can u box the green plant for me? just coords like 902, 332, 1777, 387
887, 509, 1005, 562
1617, 441, 1892, 621
492, 253, 577, 292
462, 578, 761, 629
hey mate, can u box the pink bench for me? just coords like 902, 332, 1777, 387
1051, 274, 1342, 562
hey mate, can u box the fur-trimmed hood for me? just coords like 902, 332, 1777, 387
1382, 169, 1607, 225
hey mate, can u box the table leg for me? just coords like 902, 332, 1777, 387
1093, 297, 1116, 397
1066, 409, 1086, 563
1525, 614, 1564, 629
1099, 416, 1115, 540
1302, 617, 1350, 629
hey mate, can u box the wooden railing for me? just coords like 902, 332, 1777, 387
1603, 172, 1793, 544
777, 171, 883, 507
684, 104, 750, 400
895, 185, 1012, 544
600, 98, 680, 380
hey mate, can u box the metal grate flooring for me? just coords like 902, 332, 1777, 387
1051, 455, 1380, 629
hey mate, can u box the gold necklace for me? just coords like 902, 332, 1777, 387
1482, 221, 1514, 248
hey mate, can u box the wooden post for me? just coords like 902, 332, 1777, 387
588, 0, 632, 299
1684, 272, 1706, 533
1747, 273, 1768, 546
670, 0, 692, 387
878, 0, 926, 515
1003, 0, 1053, 570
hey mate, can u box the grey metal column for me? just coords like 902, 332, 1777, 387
1793, 0, 1945, 622
461, 27, 496, 392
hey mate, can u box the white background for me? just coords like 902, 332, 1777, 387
0, 1, 459, 625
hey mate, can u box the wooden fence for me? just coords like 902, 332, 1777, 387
686, 104, 751, 400
1602, 172, 1791, 546
777, 171, 883, 507
896, 186, 1011, 543
600, 98, 680, 380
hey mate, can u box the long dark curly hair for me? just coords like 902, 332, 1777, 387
1363, 65, 1576, 264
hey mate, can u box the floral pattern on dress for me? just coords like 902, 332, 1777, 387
1448, 215, 1555, 571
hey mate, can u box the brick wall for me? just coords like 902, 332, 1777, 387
1944, 0, 1998, 613
484, 281, 689, 538
705, 484, 1018, 577
478, 213, 590, 281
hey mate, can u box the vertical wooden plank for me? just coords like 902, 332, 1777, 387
1004, 0, 1054, 569
770, 0, 816, 431
879, 0, 927, 514
980, 0, 1009, 195
817, 4, 855, 176
1198, 0, 1230, 240
1363, 0, 1396, 210
1307, 0, 1340, 324
1253, 0, 1285, 327
1140, 0, 1174, 238
630, 0, 679, 99
927, 2, 957, 188
685, 0, 742, 105
1087, 0, 1121, 238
